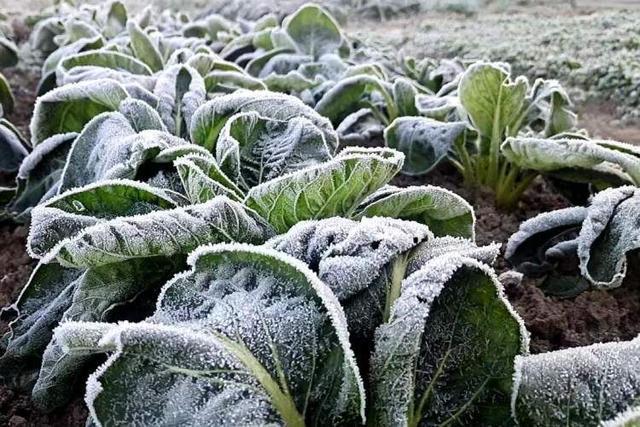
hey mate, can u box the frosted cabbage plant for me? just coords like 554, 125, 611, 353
506, 186, 640, 297
33, 218, 531, 425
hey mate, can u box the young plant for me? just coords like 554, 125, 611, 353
385, 62, 578, 209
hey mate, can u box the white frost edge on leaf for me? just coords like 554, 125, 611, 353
510, 334, 640, 424
56, 111, 134, 188
505, 206, 588, 260
29, 78, 129, 144
577, 186, 638, 289
398, 254, 530, 357
17, 132, 78, 179
244, 146, 404, 202
364, 184, 477, 241
83, 321, 235, 427
26, 178, 181, 263
179, 241, 368, 423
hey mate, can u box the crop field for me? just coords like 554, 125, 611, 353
0, 0, 639, 426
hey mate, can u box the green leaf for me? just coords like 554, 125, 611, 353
502, 137, 640, 186
245, 147, 403, 233
203, 70, 266, 94
0, 72, 15, 114
0, 263, 83, 386
7, 132, 76, 220
384, 116, 466, 175
153, 65, 206, 138
58, 112, 187, 192
0, 36, 18, 67
357, 185, 475, 239
262, 71, 319, 93
104, 1, 128, 38
79, 244, 366, 425
577, 186, 640, 288
371, 255, 527, 426
174, 153, 244, 203
215, 111, 333, 190
30, 188, 273, 268
513, 336, 640, 426
30, 79, 128, 146
459, 62, 528, 139
0, 119, 28, 174
190, 90, 338, 153
315, 75, 393, 127
127, 20, 164, 72
284, 4, 344, 59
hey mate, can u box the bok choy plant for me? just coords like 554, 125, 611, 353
385, 61, 578, 209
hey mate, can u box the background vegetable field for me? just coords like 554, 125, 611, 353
1, 0, 640, 426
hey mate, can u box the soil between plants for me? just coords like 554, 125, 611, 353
1, 41, 640, 427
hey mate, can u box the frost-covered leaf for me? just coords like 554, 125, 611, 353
117, 97, 165, 132
505, 206, 587, 277
357, 185, 475, 239
577, 186, 640, 289
32, 322, 112, 411
459, 62, 528, 139
371, 256, 527, 426
284, 4, 345, 59
7, 133, 76, 220
153, 64, 206, 138
0, 119, 28, 174
415, 94, 461, 121
0, 263, 82, 386
245, 147, 403, 233
267, 216, 431, 344
56, 50, 154, 88
127, 20, 164, 72
0, 72, 15, 114
336, 108, 384, 146
384, 117, 467, 176
502, 137, 640, 187
83, 244, 365, 425
315, 75, 393, 127
215, 111, 333, 190
30, 186, 273, 267
37, 36, 105, 95
204, 70, 266, 94
190, 90, 338, 153
32, 256, 182, 411
507, 186, 640, 292
392, 77, 418, 117
30, 79, 128, 146
174, 153, 244, 203
58, 112, 187, 192
28, 180, 178, 258
513, 336, 640, 426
